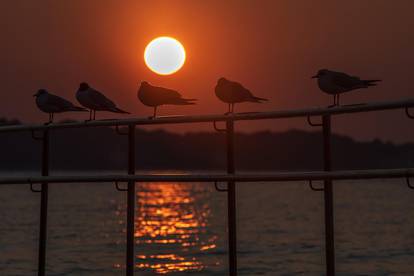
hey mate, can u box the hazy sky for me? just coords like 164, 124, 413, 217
1, 1, 413, 142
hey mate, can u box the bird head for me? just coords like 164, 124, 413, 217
312, 69, 329, 79
139, 81, 151, 91
78, 82, 90, 91
33, 89, 48, 97
217, 77, 228, 84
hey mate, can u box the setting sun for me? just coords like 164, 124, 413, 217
144, 37, 186, 75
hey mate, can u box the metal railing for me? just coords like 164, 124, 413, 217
0, 99, 413, 132
1, 168, 414, 184
1, 98, 414, 276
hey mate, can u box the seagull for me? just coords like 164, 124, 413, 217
34, 89, 87, 124
215, 77, 268, 114
76, 82, 130, 121
137, 81, 197, 118
312, 69, 381, 107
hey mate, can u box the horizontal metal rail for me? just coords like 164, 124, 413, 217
1, 168, 413, 185
0, 98, 413, 133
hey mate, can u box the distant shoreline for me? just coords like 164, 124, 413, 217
0, 121, 412, 171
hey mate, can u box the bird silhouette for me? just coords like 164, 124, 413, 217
312, 69, 381, 107
34, 89, 87, 124
215, 77, 268, 114
76, 82, 129, 121
138, 81, 197, 118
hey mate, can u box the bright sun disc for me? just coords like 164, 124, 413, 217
144, 37, 186, 75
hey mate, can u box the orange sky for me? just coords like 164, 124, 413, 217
0, 1, 413, 142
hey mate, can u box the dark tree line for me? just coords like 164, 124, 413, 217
0, 118, 413, 172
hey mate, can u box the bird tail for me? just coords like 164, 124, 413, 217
174, 98, 197, 105
111, 107, 130, 114
251, 96, 269, 102
363, 79, 381, 86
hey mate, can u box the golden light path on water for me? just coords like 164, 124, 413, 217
116, 182, 218, 274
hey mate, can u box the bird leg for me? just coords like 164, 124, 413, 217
149, 106, 157, 119
329, 95, 337, 108
336, 94, 340, 106
45, 113, 53, 125
225, 103, 233, 115
93, 110, 96, 120
231, 103, 235, 113
85, 110, 91, 122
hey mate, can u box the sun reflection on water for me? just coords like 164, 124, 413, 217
133, 182, 217, 274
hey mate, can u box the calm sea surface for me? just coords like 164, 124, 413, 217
1, 172, 414, 275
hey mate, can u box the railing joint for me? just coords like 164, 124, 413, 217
214, 181, 228, 192
308, 180, 324, 191
29, 180, 42, 193
31, 129, 44, 140
213, 121, 226, 132
307, 115, 323, 127
115, 125, 129, 135
115, 181, 128, 191
405, 107, 414, 119
406, 177, 414, 189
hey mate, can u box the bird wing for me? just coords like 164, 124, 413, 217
332, 72, 362, 89
152, 85, 183, 101
216, 79, 254, 103
46, 94, 74, 109
232, 81, 253, 97
88, 88, 116, 109
228, 80, 257, 101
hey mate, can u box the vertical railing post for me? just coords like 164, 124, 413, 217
38, 129, 49, 276
226, 119, 237, 276
322, 115, 335, 276
126, 124, 136, 276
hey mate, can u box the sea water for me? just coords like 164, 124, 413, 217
1, 172, 414, 275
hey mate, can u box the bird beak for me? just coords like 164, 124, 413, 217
33, 93, 37, 97
311, 75, 318, 79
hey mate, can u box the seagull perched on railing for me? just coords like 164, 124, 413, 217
137, 81, 197, 118
312, 69, 381, 107
76, 82, 130, 121
215, 77, 268, 114
34, 89, 87, 124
